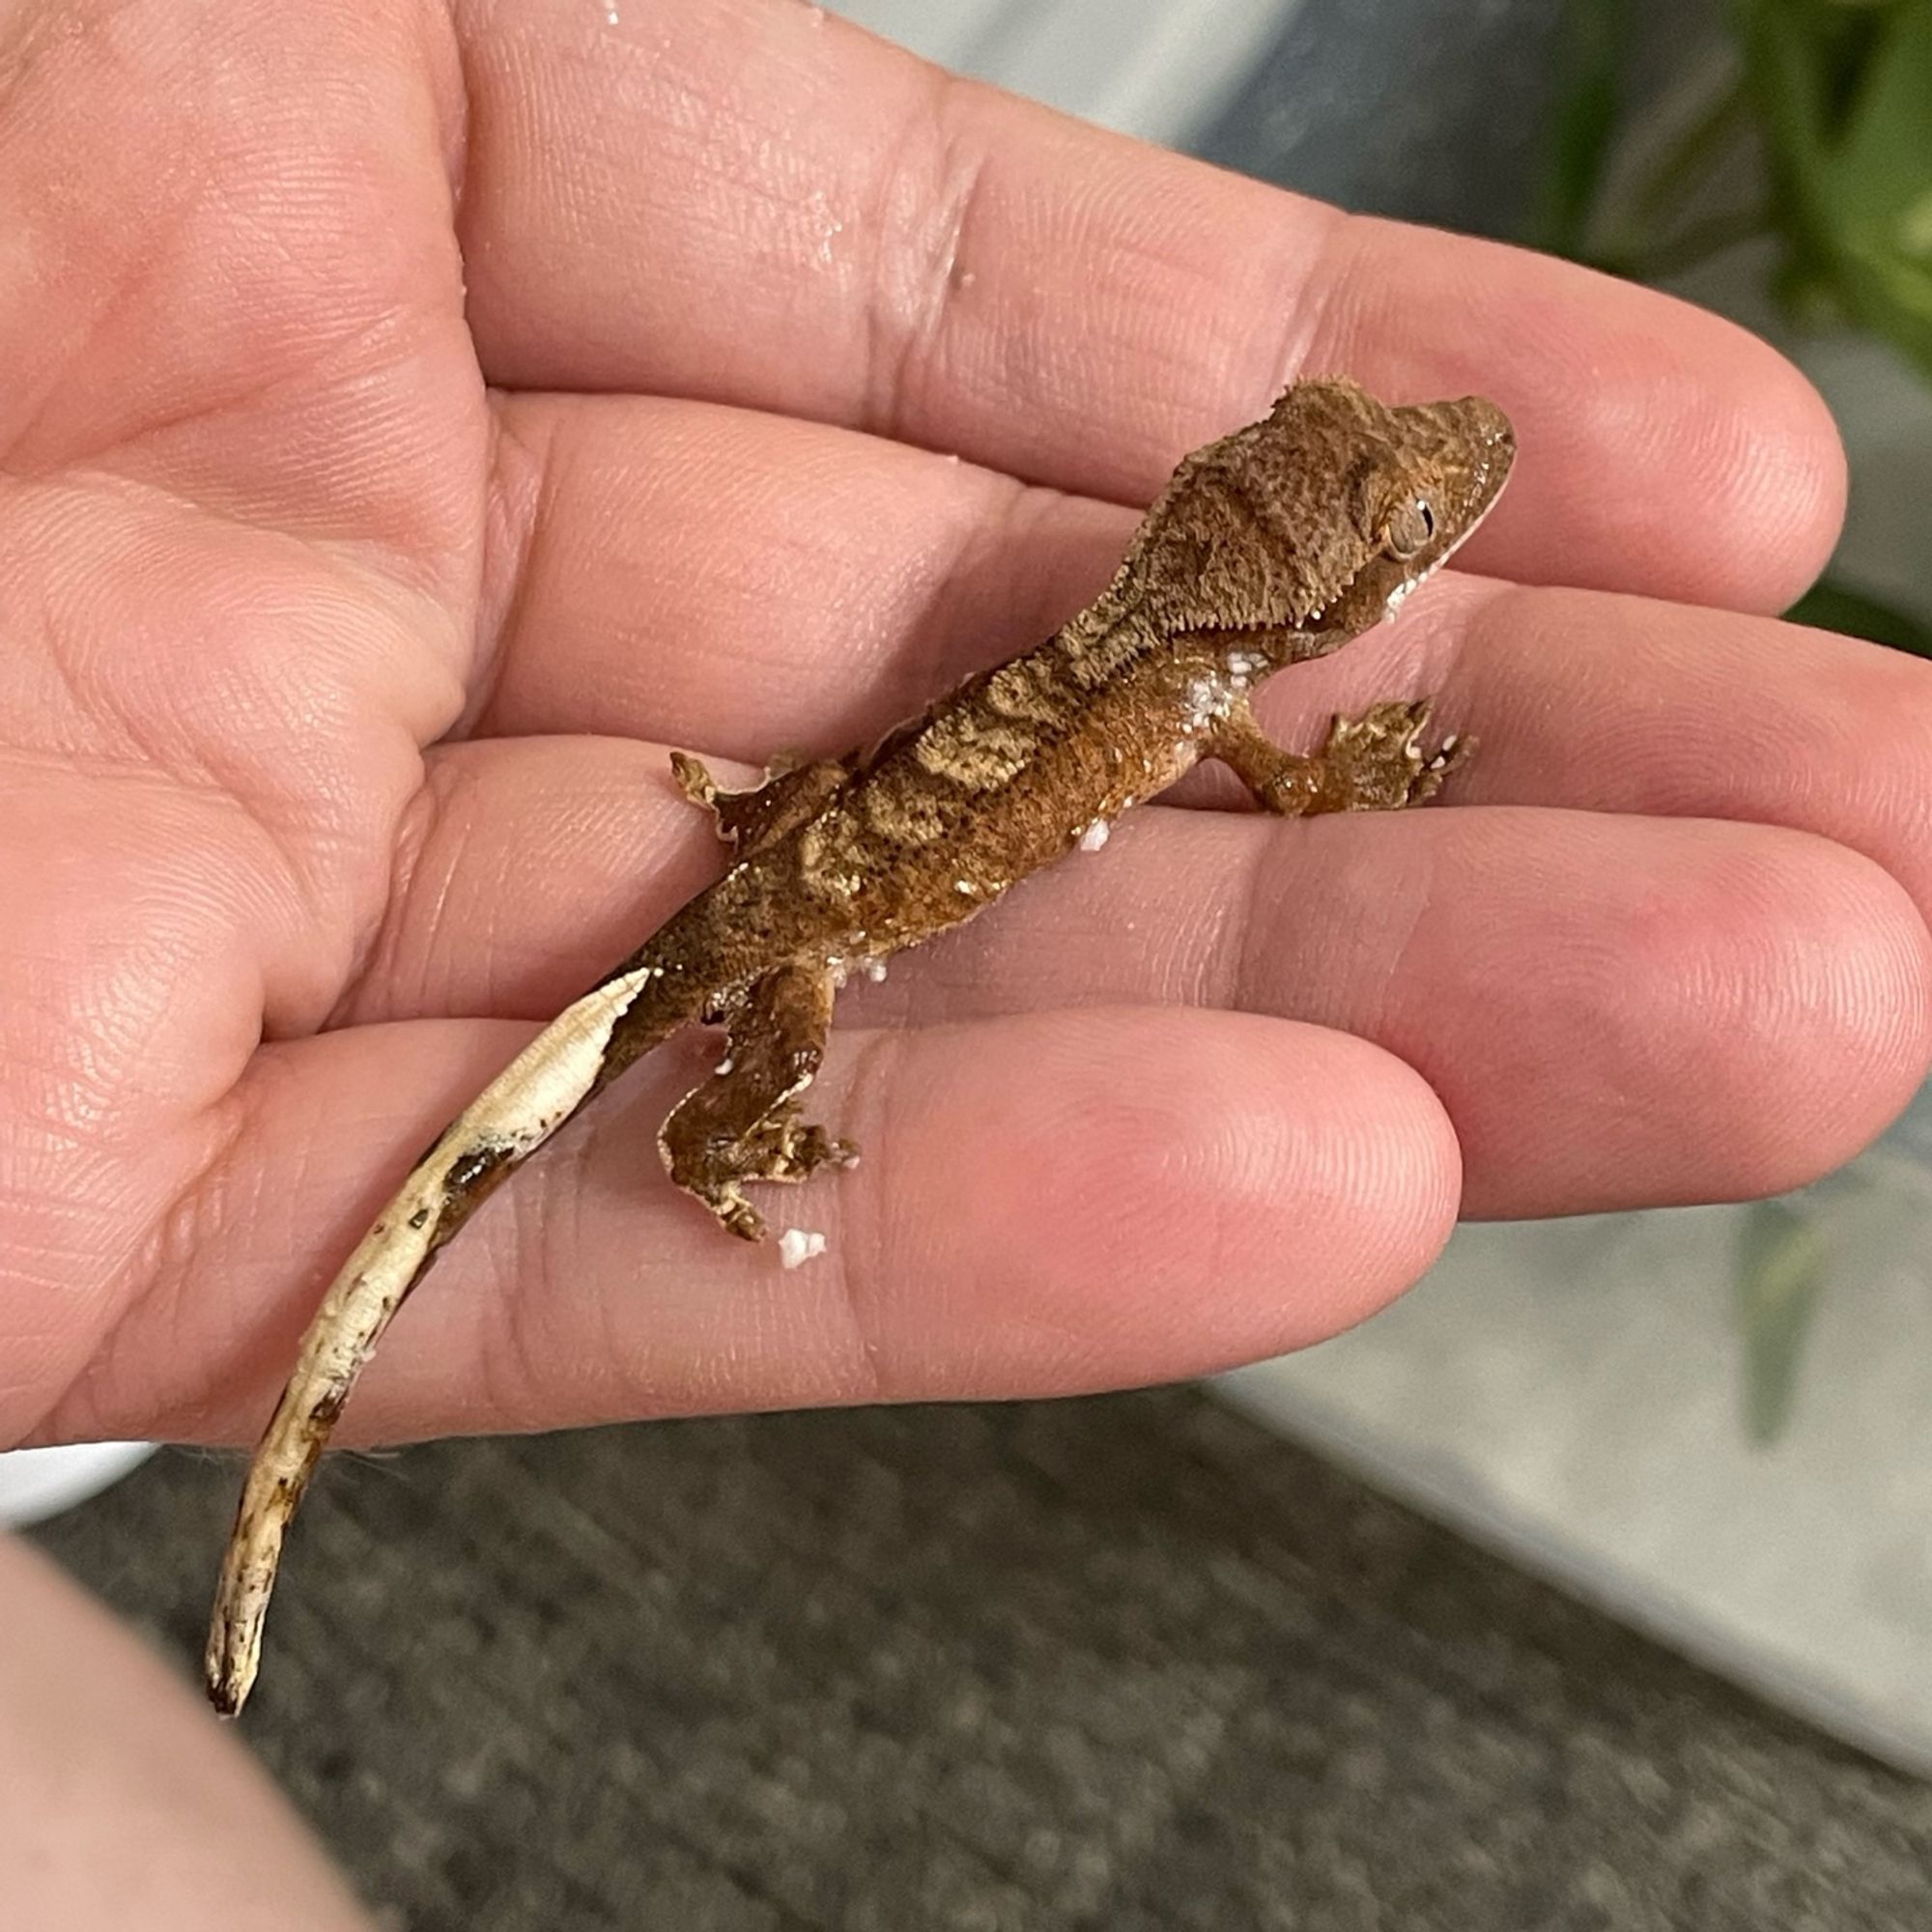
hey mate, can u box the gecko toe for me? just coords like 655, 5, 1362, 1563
720, 1193, 768, 1241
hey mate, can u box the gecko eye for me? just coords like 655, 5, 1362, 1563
1385, 497, 1436, 560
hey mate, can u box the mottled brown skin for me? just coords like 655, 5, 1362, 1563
205, 378, 1514, 1715
597, 379, 1514, 1236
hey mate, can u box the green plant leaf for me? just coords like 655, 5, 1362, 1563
1784, 577, 1932, 656
1531, 0, 1634, 256
1735, 0, 1932, 377
1733, 1198, 1830, 1447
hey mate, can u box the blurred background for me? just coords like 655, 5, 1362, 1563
25, 2, 1932, 1925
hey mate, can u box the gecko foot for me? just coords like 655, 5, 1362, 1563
736, 1106, 860, 1184
658, 959, 860, 1241
1214, 695, 1470, 816
1308, 698, 1470, 811
667, 1111, 860, 1242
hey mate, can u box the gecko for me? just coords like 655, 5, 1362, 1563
205, 377, 1515, 1715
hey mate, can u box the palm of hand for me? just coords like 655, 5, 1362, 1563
4, 0, 1928, 1457
2, 9, 501, 1448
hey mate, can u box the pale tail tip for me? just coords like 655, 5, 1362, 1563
205, 1618, 258, 1719
205, 1662, 249, 1719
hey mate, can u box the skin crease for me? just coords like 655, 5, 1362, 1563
0, 0, 1928, 1908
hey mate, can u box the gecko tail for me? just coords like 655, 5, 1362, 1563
205, 961, 691, 1716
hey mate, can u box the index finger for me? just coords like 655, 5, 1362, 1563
453, 0, 1844, 611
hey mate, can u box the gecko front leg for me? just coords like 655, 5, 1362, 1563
658, 958, 858, 1241
1208, 695, 1469, 815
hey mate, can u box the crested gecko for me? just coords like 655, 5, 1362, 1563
206, 377, 1515, 1714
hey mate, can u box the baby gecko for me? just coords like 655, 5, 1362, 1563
206, 377, 1515, 1714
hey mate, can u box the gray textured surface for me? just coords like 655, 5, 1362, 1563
29, 1389, 1932, 1929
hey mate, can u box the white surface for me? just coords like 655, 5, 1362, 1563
0, 1441, 157, 1528
831, 0, 1304, 144
1219, 1094, 1932, 1773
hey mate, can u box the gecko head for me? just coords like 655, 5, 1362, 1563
1315, 385, 1516, 637
1135, 378, 1515, 644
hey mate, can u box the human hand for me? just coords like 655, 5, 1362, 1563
5, 0, 1928, 1456
0, 1533, 374, 1930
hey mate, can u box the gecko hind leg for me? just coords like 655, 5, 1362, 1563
658, 959, 858, 1241
1208, 695, 1469, 816
670, 750, 853, 854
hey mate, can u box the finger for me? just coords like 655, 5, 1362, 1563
1207, 573, 1932, 918
48, 1009, 1461, 1445
470, 394, 1859, 781
457, 0, 1842, 609
0, 1537, 376, 1930
923, 808, 1932, 1220
1405, 581, 1932, 912
338, 729, 1932, 1219
476, 392, 1144, 758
